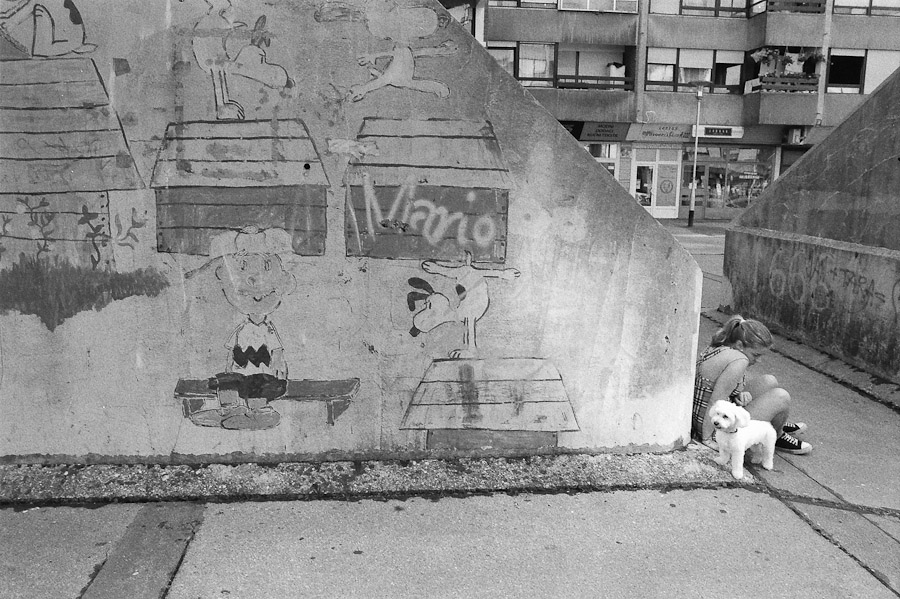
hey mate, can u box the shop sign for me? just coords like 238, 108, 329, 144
580, 122, 629, 142
692, 125, 745, 139
627, 124, 693, 142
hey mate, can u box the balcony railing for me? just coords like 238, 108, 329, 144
747, 74, 820, 92
766, 0, 826, 12
556, 75, 635, 90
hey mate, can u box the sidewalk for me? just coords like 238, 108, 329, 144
1, 222, 898, 598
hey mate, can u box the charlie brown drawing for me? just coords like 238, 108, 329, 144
187, 226, 297, 430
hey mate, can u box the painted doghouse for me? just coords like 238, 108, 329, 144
150, 119, 328, 256
344, 117, 511, 262
0, 58, 142, 269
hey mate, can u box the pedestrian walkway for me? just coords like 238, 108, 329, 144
1, 220, 898, 598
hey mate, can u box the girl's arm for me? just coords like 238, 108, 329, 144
701, 357, 749, 440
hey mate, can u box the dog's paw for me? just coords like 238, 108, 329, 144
713, 455, 729, 466
731, 469, 745, 480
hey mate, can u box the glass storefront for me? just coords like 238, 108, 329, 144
680, 145, 776, 219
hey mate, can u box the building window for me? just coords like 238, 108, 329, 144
486, 42, 556, 87
487, 0, 558, 6
713, 51, 745, 93
557, 46, 632, 89
647, 49, 743, 93
584, 143, 619, 178
680, 0, 747, 17
833, 0, 900, 15
678, 49, 713, 90
646, 48, 677, 91
827, 49, 865, 93
558, 0, 638, 11
518, 43, 557, 87
680, 146, 775, 210
487, 42, 516, 77
651, 0, 749, 15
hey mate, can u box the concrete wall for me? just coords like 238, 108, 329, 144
0, 0, 700, 464
726, 68, 900, 384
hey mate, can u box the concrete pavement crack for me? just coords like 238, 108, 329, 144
769, 490, 900, 598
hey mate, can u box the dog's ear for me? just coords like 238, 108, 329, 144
408, 277, 434, 294
734, 405, 751, 428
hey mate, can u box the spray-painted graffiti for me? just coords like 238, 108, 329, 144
355, 179, 503, 251
314, 1, 457, 102
407, 252, 519, 359
768, 245, 892, 316
344, 118, 512, 261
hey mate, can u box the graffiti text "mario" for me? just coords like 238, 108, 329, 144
363, 179, 498, 248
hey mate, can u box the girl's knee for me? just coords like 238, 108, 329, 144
770, 387, 791, 410
760, 374, 779, 389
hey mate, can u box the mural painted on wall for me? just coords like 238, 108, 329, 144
345, 118, 511, 261
175, 226, 359, 430
0, 55, 169, 331
402, 255, 579, 450
314, 0, 457, 102
0, 0, 699, 461
0, 0, 97, 58
186, 0, 292, 120
150, 119, 329, 256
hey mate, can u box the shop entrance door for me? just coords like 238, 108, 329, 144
631, 149, 680, 219
634, 163, 655, 213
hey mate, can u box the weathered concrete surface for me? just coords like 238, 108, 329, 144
0, 503, 143, 599
0, 0, 699, 463
0, 449, 738, 504
726, 67, 900, 384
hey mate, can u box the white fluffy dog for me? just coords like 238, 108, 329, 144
708, 400, 776, 480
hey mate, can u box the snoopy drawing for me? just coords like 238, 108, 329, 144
0, 0, 97, 57
407, 252, 520, 359
314, 0, 458, 102
185, 0, 292, 120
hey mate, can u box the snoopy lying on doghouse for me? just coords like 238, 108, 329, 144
407, 252, 519, 359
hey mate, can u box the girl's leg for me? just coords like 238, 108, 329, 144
744, 374, 779, 400
745, 387, 790, 433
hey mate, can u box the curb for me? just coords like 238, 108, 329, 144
0, 446, 749, 505
702, 310, 900, 413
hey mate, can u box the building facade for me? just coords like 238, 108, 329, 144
446, 0, 900, 219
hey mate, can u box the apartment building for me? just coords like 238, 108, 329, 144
443, 0, 900, 220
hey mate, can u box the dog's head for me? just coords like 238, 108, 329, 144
708, 400, 751, 434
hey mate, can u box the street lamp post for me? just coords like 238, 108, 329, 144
688, 81, 710, 228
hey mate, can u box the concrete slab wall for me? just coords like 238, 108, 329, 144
726, 228, 900, 383
0, 0, 700, 464
726, 68, 900, 384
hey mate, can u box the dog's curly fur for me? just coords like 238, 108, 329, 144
709, 400, 776, 480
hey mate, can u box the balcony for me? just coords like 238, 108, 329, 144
556, 74, 635, 90
765, 0, 826, 12
486, 7, 638, 45
747, 74, 820, 92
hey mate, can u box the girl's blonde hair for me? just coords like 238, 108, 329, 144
710, 315, 773, 349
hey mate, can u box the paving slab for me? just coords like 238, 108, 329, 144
784, 501, 900, 594
165, 490, 895, 599
0, 504, 141, 599
81, 502, 205, 599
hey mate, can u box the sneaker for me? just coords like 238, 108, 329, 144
782, 422, 808, 435
776, 433, 812, 454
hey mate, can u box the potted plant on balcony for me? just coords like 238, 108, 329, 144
751, 47, 794, 76
798, 49, 825, 74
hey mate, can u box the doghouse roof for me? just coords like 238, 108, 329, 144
150, 120, 329, 189
0, 58, 142, 193
345, 118, 513, 189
